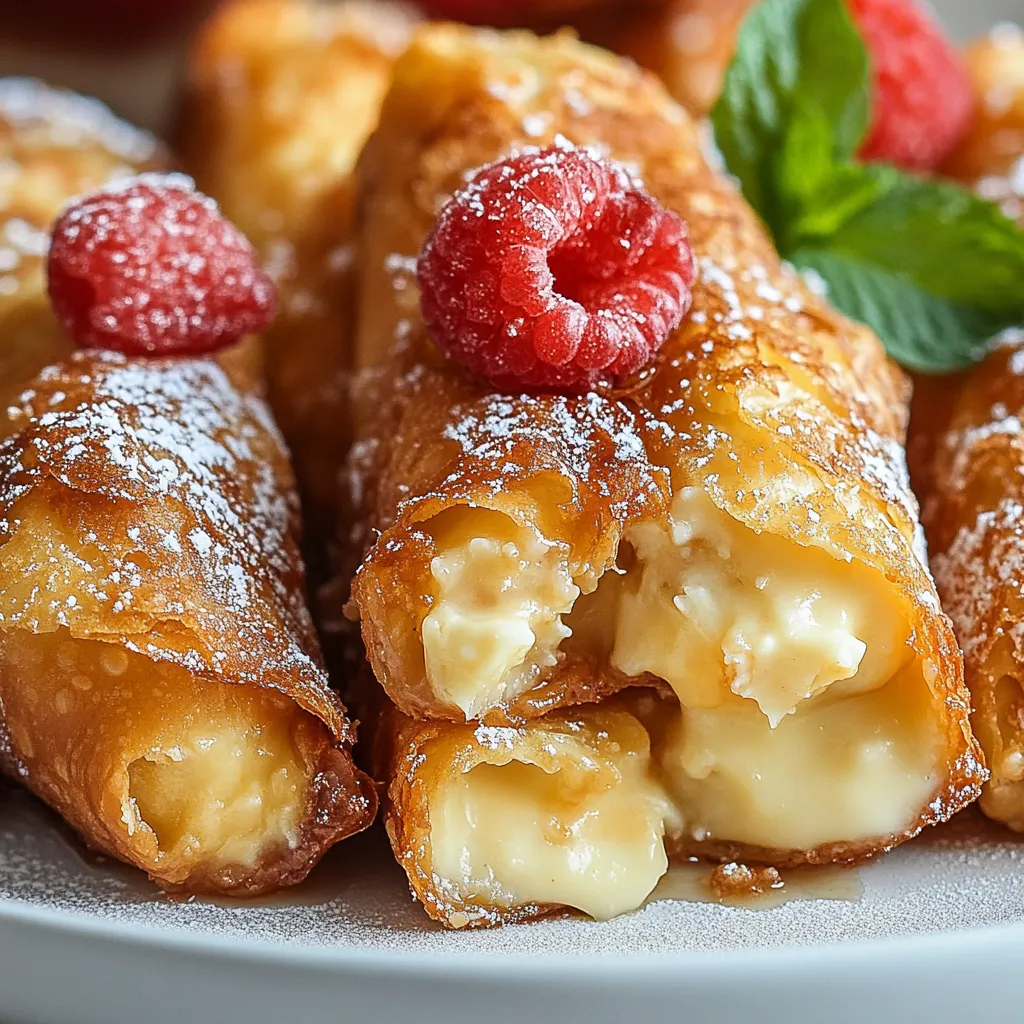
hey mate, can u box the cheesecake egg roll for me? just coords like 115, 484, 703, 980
185, 0, 418, 531
0, 350, 376, 893
585, 0, 752, 118
942, 24, 1024, 224
348, 25, 984, 925
0, 78, 165, 410
926, 30, 1024, 831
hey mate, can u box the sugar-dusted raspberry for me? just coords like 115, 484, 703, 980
47, 173, 276, 357
417, 145, 695, 390
849, 0, 973, 171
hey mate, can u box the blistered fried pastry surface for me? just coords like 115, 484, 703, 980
928, 335, 1024, 831
0, 78, 164, 408
349, 26, 982, 895
0, 351, 376, 893
185, 0, 419, 532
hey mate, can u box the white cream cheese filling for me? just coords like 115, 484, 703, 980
127, 708, 306, 871
429, 712, 671, 923
421, 509, 579, 719
612, 487, 909, 726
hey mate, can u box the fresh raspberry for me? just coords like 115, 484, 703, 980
848, 0, 973, 171
47, 173, 276, 357
417, 145, 695, 390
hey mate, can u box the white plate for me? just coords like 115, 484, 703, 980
2, 1, 1024, 1022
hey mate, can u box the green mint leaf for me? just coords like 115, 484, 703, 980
790, 248, 1010, 372
711, 0, 870, 240
817, 174, 1024, 318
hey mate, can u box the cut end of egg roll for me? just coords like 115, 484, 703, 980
348, 23, 983, 909
0, 352, 376, 894
377, 698, 673, 928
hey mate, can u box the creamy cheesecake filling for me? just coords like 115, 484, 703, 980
429, 709, 672, 925
612, 487, 910, 726
126, 693, 307, 872
651, 673, 940, 851
421, 508, 579, 719
0, 628, 311, 878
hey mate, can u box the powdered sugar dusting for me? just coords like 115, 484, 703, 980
0, 794, 1020, 957
0, 351, 331, 720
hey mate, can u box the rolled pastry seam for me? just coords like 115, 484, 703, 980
0, 351, 376, 894
349, 25, 983, 865
184, 0, 419, 532
928, 335, 1024, 831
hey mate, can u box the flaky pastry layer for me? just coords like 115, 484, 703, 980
929, 336, 1024, 830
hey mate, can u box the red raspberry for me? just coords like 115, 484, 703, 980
417, 145, 695, 390
47, 173, 276, 357
848, 0, 973, 171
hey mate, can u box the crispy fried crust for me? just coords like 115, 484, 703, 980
941, 26, 1024, 223
183, 0, 419, 536
0, 352, 376, 893
349, 25, 983, 921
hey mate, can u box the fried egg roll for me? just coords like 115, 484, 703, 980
184, 0, 418, 532
929, 336, 1024, 830
373, 689, 675, 928
585, 0, 752, 117
349, 25, 983, 895
0, 351, 376, 894
0, 78, 165, 410
0, 78, 264, 404
926, 30, 1024, 832
942, 24, 1024, 224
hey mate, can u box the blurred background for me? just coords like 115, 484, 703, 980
0, 0, 1020, 133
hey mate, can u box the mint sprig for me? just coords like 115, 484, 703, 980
710, 0, 1024, 373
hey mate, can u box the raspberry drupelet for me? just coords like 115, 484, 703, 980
47, 173, 276, 357
849, 0, 973, 171
417, 144, 696, 391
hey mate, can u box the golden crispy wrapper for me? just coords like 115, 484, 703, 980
0, 351, 376, 893
184, 0, 419, 533
942, 25, 1024, 224
929, 336, 1024, 830
350, 25, 983, 924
